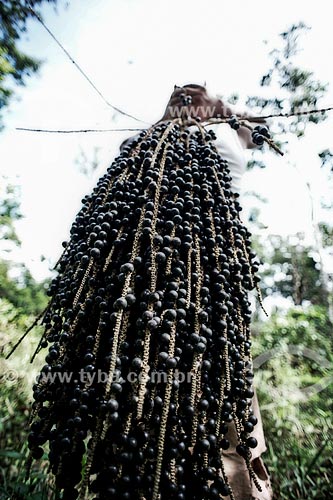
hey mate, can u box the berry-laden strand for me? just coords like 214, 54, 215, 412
25, 119, 265, 500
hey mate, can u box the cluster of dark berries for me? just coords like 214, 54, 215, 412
227, 115, 240, 130
251, 125, 270, 146
26, 121, 262, 500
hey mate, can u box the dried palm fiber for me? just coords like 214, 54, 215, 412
27, 118, 265, 500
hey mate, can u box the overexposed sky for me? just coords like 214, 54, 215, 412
0, 0, 332, 280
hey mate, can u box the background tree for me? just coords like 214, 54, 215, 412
242, 23, 333, 315
246, 22, 328, 139
0, 177, 49, 315
0, 0, 58, 128
260, 234, 328, 306
0, 178, 50, 497
0, 180, 22, 245
240, 24, 333, 499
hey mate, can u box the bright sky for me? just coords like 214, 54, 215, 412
0, 0, 332, 280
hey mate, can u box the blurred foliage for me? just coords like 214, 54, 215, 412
252, 305, 333, 499
0, 0, 58, 128
0, 259, 49, 316
318, 150, 333, 210
246, 22, 328, 171
248, 22, 328, 137
75, 146, 100, 178
0, 180, 22, 245
318, 223, 333, 248
0, 176, 49, 315
254, 304, 332, 355
260, 234, 328, 307
0, 299, 52, 499
240, 23, 332, 498
0, 174, 50, 497
318, 148, 333, 172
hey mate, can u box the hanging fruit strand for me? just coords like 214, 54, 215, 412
24, 118, 267, 500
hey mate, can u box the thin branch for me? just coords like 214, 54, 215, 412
15, 105, 333, 135
5, 305, 49, 359
239, 121, 284, 156
28, 6, 150, 125
247, 105, 333, 121
16, 127, 144, 133
204, 105, 333, 124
